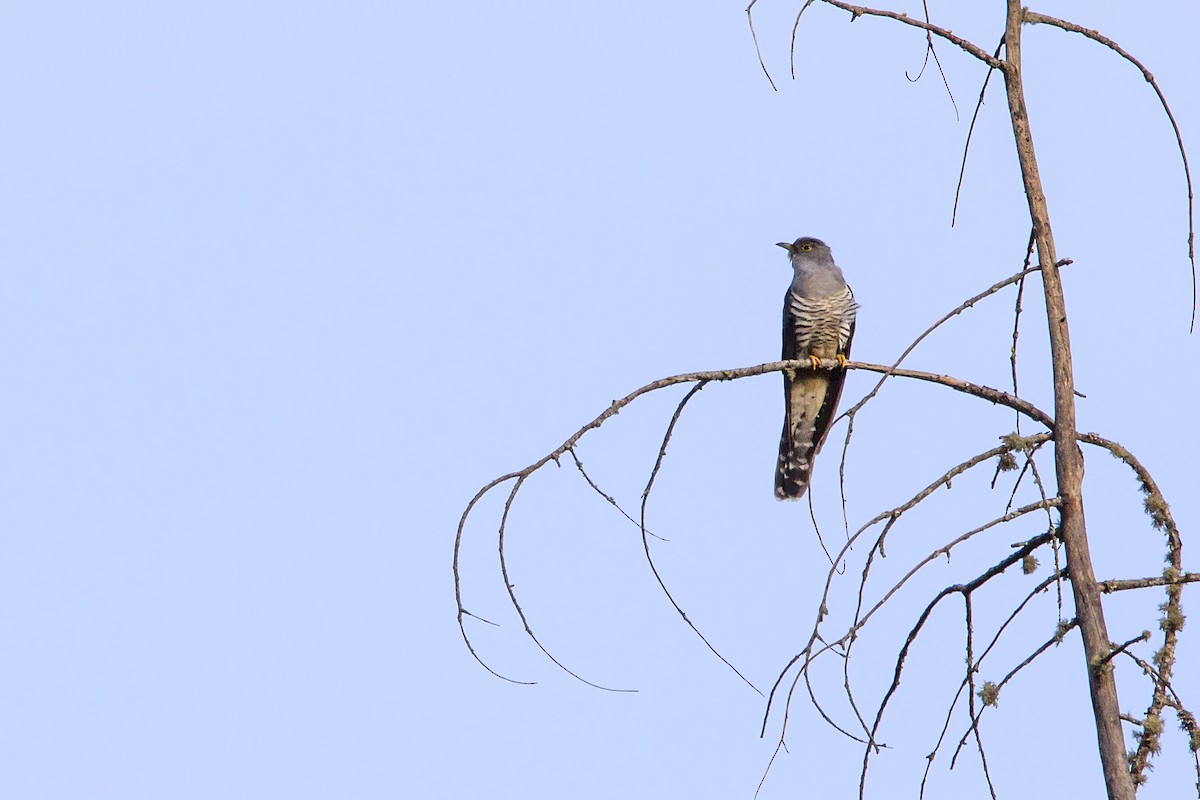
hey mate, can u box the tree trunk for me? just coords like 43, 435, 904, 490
1000, 4, 1134, 798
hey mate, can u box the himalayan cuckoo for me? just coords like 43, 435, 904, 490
775, 236, 858, 500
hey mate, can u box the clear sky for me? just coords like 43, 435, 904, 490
3, 2, 1197, 798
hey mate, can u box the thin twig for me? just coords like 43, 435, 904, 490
808, 491, 839, 566
952, 37, 1006, 225
1024, 453, 1063, 617
1010, 229, 1036, 428
962, 595, 999, 800
745, 0, 780, 91
904, 0, 959, 120
790, 0, 818, 80
638, 382, 764, 695
567, 448, 668, 541
952, 621, 1079, 762
1000, 428, 1062, 615
1097, 631, 1151, 667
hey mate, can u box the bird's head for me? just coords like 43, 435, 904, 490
775, 237, 831, 259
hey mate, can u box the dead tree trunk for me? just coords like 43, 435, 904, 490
1000, 5, 1133, 798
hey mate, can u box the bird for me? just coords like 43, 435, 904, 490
775, 236, 858, 500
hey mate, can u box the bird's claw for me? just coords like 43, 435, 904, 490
807, 355, 823, 369
835, 354, 849, 368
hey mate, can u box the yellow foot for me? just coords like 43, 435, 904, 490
835, 353, 849, 367
807, 355, 823, 369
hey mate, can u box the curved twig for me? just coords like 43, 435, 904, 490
498, 475, 635, 692
454, 471, 537, 685
904, 1, 959, 123
1080, 432, 1186, 783
790, 0, 817, 80
638, 382, 764, 694
1023, 10, 1197, 331
745, 0, 780, 91
456, 356, 1052, 686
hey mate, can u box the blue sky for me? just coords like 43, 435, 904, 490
3, 2, 1197, 798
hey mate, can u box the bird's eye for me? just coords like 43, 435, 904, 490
800, 243, 813, 252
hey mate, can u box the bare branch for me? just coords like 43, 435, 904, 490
457, 354, 1052, 689
804, 1, 1005, 68
1099, 574, 1200, 593
1097, 631, 1152, 667
840, 263, 1064, 427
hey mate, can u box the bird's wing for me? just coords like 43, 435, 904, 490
809, 315, 854, 458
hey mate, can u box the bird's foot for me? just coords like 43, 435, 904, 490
835, 354, 849, 368
807, 355, 823, 369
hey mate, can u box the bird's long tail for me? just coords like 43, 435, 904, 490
775, 370, 831, 501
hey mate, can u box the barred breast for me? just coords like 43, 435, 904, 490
787, 286, 857, 358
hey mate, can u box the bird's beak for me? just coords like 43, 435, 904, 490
775, 242, 793, 253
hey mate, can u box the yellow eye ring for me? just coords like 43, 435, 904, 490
800, 243, 814, 252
